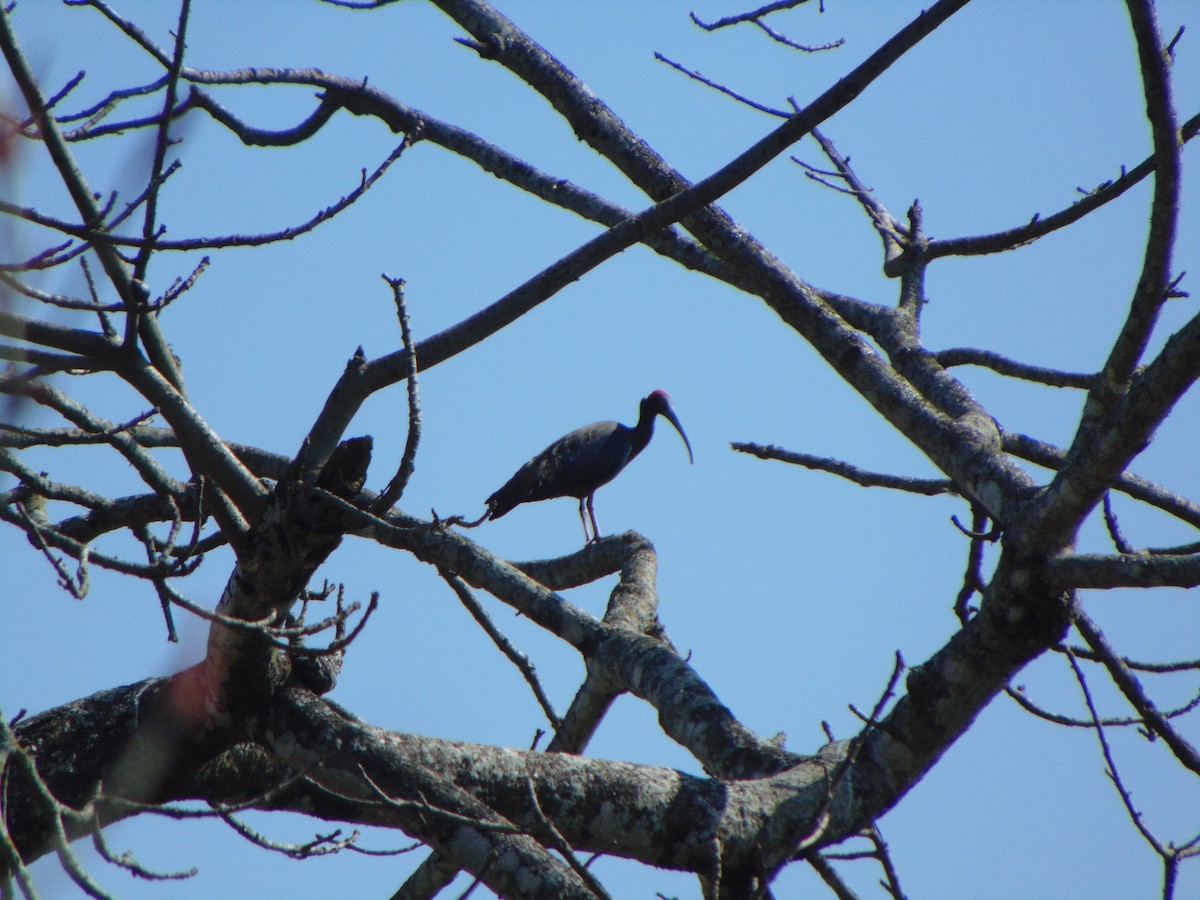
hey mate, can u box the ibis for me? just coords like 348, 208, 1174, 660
484, 390, 693, 542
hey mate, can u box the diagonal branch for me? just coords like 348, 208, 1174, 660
806, 127, 906, 272
1073, 610, 1200, 775
369, 276, 421, 514
438, 568, 561, 730
926, 112, 1198, 261
1021, 0, 1186, 551
732, 442, 954, 496
1001, 430, 1200, 529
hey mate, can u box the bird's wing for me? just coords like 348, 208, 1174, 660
486, 422, 629, 517
534, 424, 630, 498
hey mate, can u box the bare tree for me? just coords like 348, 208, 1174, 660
1, 1, 1198, 898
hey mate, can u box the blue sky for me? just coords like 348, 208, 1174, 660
3, 1, 1198, 897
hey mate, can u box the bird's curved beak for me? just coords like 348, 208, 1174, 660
661, 405, 694, 464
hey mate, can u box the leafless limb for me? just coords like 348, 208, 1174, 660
782, 653, 905, 868
134, 508, 198, 641
18, 381, 179, 494
0, 161, 182, 265
925, 109, 1199, 262
865, 825, 906, 900
0, 486, 211, 583
1045, 552, 1200, 590
17, 140, 410, 253
804, 851, 860, 900
2, 67, 84, 140
56, 74, 169, 127
0, 713, 117, 900
0, 715, 39, 900
131, 0, 190, 310
1063, 645, 1187, 896
15, 499, 90, 598
751, 17, 842, 52
370, 276, 422, 514
145, 577, 378, 657
1022, 0, 1186, 555
0, 239, 74, 272
802, 128, 907, 271
187, 86, 341, 147
155, 256, 209, 310
437, 569, 561, 730
0, 271, 116, 312
1062, 644, 1200, 675
87, 816, 197, 882
953, 505, 991, 623
1001, 432, 1200, 530
690, 1, 822, 32
732, 442, 954, 496
1103, 492, 1137, 554
1006, 679, 1200, 729
1074, 610, 1200, 775
215, 807, 367, 859
935, 348, 1095, 390
525, 774, 612, 900
654, 52, 791, 117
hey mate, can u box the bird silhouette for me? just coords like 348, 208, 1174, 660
484, 390, 693, 542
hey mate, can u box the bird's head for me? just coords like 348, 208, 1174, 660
643, 390, 694, 464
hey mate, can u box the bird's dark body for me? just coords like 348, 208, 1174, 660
486, 421, 639, 518
484, 391, 692, 542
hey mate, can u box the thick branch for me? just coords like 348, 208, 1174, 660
1045, 551, 1200, 590
1021, 0, 1185, 552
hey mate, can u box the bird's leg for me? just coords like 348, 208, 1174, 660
577, 498, 592, 543
585, 494, 602, 543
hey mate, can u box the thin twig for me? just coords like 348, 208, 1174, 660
16, 501, 90, 599
1064, 647, 1169, 856
87, 816, 197, 881
690, 1, 818, 31
805, 851, 860, 900
437, 569, 561, 730
953, 505, 990, 623
924, 112, 1198, 262
214, 806, 363, 859
654, 52, 790, 117
525, 774, 612, 900
1102, 492, 1136, 554
732, 442, 953, 495
1006, 680, 1200, 728
866, 824, 906, 900
751, 17, 842, 52
370, 275, 421, 513
1074, 610, 1200, 775
805, 128, 906, 268
785, 653, 905, 869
